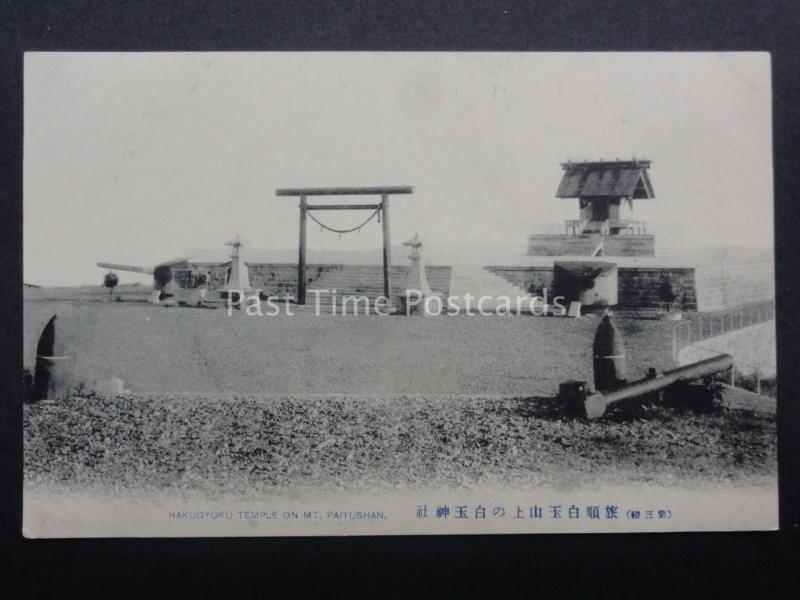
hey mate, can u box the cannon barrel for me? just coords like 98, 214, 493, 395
580, 353, 734, 419
97, 262, 155, 275
602, 354, 733, 405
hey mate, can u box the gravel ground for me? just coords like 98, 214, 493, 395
24, 393, 776, 497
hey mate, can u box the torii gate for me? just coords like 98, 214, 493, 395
275, 186, 414, 305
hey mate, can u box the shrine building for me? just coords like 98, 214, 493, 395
528, 159, 656, 257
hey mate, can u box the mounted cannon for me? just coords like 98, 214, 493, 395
559, 314, 733, 419
98, 259, 210, 305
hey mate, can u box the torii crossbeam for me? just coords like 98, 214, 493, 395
276, 186, 414, 305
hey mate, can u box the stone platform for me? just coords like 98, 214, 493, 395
527, 234, 655, 257
486, 255, 697, 312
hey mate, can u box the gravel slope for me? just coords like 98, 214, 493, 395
24, 393, 776, 496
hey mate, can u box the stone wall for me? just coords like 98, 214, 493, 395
527, 234, 655, 257
184, 262, 334, 296
527, 235, 598, 256
617, 268, 697, 311
604, 235, 655, 257
182, 262, 453, 301
486, 265, 697, 311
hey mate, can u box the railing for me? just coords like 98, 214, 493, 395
564, 219, 648, 236
671, 300, 775, 362
564, 219, 586, 235
684, 344, 775, 396
607, 219, 647, 235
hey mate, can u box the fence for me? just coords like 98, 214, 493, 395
671, 299, 775, 362
680, 343, 775, 396
671, 300, 776, 395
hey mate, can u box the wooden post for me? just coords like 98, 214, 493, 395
298, 195, 307, 305
381, 193, 391, 300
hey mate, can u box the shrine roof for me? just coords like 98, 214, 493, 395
555, 160, 654, 199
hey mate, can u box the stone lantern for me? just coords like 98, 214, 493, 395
220, 234, 261, 307
403, 233, 432, 296
399, 233, 441, 315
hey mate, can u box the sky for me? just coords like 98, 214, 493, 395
24, 52, 773, 286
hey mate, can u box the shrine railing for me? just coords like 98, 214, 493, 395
564, 219, 648, 236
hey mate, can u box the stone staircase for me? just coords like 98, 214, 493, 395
447, 265, 532, 311
306, 264, 452, 311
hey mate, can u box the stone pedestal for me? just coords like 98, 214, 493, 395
405, 250, 431, 298
400, 233, 441, 316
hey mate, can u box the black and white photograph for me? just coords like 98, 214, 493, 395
22, 51, 777, 537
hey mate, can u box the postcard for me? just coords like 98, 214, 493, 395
22, 52, 776, 537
